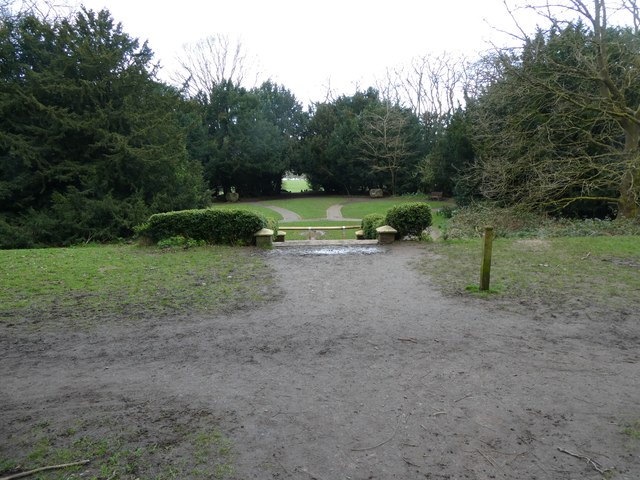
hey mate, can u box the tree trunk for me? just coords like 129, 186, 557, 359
618, 122, 640, 218
390, 169, 397, 197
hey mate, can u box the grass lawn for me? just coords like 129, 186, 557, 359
0, 244, 274, 327
265, 196, 353, 219
422, 236, 640, 310
279, 220, 361, 240
282, 178, 310, 192
208, 203, 282, 220
340, 197, 450, 219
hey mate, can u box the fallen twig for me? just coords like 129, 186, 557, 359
430, 411, 446, 416
397, 337, 418, 343
351, 417, 400, 452
557, 447, 610, 475
0, 460, 90, 480
402, 456, 421, 467
476, 449, 498, 469
454, 393, 473, 403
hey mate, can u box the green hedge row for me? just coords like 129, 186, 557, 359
135, 208, 267, 245
361, 213, 386, 239
361, 203, 432, 239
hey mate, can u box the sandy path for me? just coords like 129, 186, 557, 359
1, 243, 638, 479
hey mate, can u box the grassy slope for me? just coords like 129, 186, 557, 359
340, 198, 448, 218
265, 196, 352, 219
422, 236, 640, 311
282, 178, 310, 192
208, 203, 283, 220
0, 244, 274, 327
279, 220, 361, 240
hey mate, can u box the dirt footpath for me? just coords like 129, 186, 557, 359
1, 243, 638, 479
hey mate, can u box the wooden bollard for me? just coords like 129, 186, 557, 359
479, 226, 494, 291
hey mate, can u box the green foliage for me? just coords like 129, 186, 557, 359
191, 80, 307, 197
384, 202, 432, 238
0, 8, 207, 247
298, 89, 381, 194
137, 208, 267, 245
157, 236, 206, 249
361, 213, 386, 239
418, 109, 474, 197
439, 205, 456, 219
463, 21, 640, 216
265, 217, 279, 240
443, 204, 640, 239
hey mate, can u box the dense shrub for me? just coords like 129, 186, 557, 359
361, 213, 386, 239
136, 208, 267, 245
157, 236, 206, 249
265, 217, 280, 240
384, 203, 432, 238
443, 203, 640, 239
439, 205, 456, 219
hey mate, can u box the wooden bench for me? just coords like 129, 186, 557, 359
429, 191, 443, 201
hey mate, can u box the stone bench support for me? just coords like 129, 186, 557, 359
376, 225, 397, 244
254, 228, 274, 248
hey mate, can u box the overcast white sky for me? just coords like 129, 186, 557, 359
74, 0, 544, 105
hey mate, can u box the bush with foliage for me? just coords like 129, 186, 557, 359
384, 203, 432, 238
0, 9, 208, 248
265, 217, 280, 240
439, 205, 456, 219
136, 209, 267, 245
157, 236, 206, 249
361, 213, 386, 239
443, 204, 640, 239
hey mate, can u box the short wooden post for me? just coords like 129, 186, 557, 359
479, 226, 494, 291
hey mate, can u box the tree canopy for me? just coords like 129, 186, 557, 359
3, 0, 639, 248
0, 8, 206, 247
462, 0, 640, 218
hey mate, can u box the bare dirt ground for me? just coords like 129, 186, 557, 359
1, 243, 639, 479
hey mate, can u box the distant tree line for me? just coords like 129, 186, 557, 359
1, 0, 638, 247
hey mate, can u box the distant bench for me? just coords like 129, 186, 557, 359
429, 191, 443, 201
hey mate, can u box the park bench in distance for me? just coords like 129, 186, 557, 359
429, 191, 443, 201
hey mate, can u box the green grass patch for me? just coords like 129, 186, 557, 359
623, 420, 640, 439
1, 424, 235, 480
208, 203, 282, 220
282, 178, 310, 192
0, 244, 274, 327
279, 220, 361, 240
421, 236, 640, 311
265, 196, 352, 219
340, 197, 450, 219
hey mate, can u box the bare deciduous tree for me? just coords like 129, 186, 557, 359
359, 103, 418, 196
375, 53, 467, 119
173, 34, 257, 97
2, 0, 70, 19
468, 0, 640, 217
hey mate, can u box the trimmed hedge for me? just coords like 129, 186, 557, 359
361, 213, 386, 240
385, 202, 432, 238
135, 208, 267, 245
